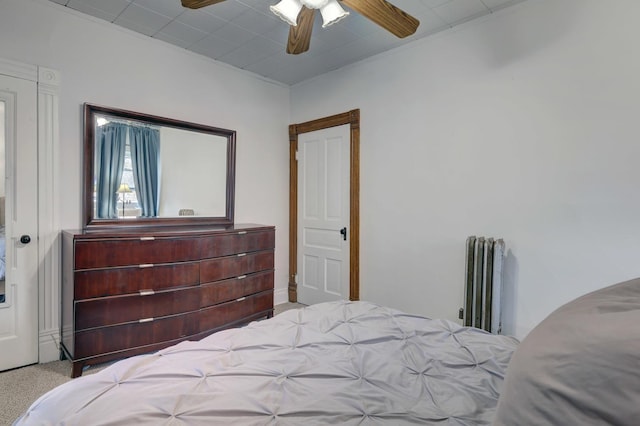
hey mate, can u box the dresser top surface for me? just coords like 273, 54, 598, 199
63, 224, 274, 239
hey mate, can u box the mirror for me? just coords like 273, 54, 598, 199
83, 103, 236, 230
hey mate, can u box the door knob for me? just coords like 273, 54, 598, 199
20, 235, 31, 244
339, 227, 347, 241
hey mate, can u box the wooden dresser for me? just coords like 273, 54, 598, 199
61, 224, 274, 377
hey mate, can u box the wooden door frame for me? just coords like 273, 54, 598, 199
289, 109, 360, 302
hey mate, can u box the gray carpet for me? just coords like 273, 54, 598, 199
0, 360, 105, 425
0, 302, 304, 425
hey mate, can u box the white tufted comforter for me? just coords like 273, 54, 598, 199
16, 301, 518, 425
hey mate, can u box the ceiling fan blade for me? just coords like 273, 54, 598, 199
181, 0, 227, 9
287, 7, 315, 55
340, 0, 419, 38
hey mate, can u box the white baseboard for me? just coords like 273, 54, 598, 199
39, 328, 60, 363
274, 287, 288, 305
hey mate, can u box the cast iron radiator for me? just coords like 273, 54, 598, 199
462, 236, 505, 334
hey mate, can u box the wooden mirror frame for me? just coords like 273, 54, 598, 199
83, 103, 236, 230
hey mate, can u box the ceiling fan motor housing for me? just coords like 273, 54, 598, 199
300, 0, 330, 7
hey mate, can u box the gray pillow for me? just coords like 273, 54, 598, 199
493, 278, 640, 425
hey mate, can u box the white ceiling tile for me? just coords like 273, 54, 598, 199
347, 29, 404, 56
419, 0, 453, 8
408, 6, 449, 35
244, 35, 283, 56
481, 0, 524, 11
65, 0, 130, 21
63, 4, 117, 22
132, 0, 185, 19
273, 56, 326, 85
114, 17, 156, 36
210, 22, 257, 44
334, 11, 379, 38
188, 33, 238, 58
319, 41, 378, 69
231, 8, 281, 34
261, 23, 291, 45
67, 0, 132, 19
433, 0, 489, 25
115, 4, 173, 36
243, 51, 288, 77
156, 20, 207, 47
176, 9, 227, 33
313, 23, 361, 49
201, 0, 248, 21
239, 0, 271, 10
217, 36, 282, 69
154, 31, 192, 49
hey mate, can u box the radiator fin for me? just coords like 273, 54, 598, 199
463, 236, 505, 334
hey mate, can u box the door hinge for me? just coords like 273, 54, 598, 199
295, 150, 299, 161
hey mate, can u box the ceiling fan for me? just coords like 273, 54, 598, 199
181, 0, 420, 55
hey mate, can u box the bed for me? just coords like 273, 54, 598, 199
493, 277, 640, 425
15, 300, 518, 425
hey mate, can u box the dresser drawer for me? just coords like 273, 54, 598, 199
74, 261, 200, 299
201, 270, 274, 308
200, 229, 274, 258
200, 290, 273, 331
200, 250, 274, 283
74, 311, 200, 359
74, 236, 201, 269
61, 225, 275, 377
75, 286, 201, 330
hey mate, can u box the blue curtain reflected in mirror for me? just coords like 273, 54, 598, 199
95, 122, 127, 219
130, 126, 160, 217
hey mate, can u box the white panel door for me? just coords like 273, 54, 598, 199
0, 74, 39, 371
298, 125, 350, 305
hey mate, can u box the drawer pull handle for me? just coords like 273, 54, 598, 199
237, 231, 247, 235
139, 290, 155, 296
139, 317, 154, 323
237, 275, 247, 280
139, 264, 154, 268
237, 253, 247, 257
140, 237, 155, 241
236, 297, 246, 302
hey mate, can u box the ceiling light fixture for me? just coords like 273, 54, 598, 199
270, 0, 349, 28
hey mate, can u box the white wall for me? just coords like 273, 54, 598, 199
0, 0, 291, 307
291, 0, 640, 338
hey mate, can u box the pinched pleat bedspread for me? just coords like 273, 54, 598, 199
16, 301, 518, 425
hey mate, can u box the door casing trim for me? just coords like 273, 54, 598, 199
288, 109, 360, 302
0, 57, 60, 363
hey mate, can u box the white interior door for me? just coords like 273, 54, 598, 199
0, 73, 39, 371
297, 125, 350, 305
